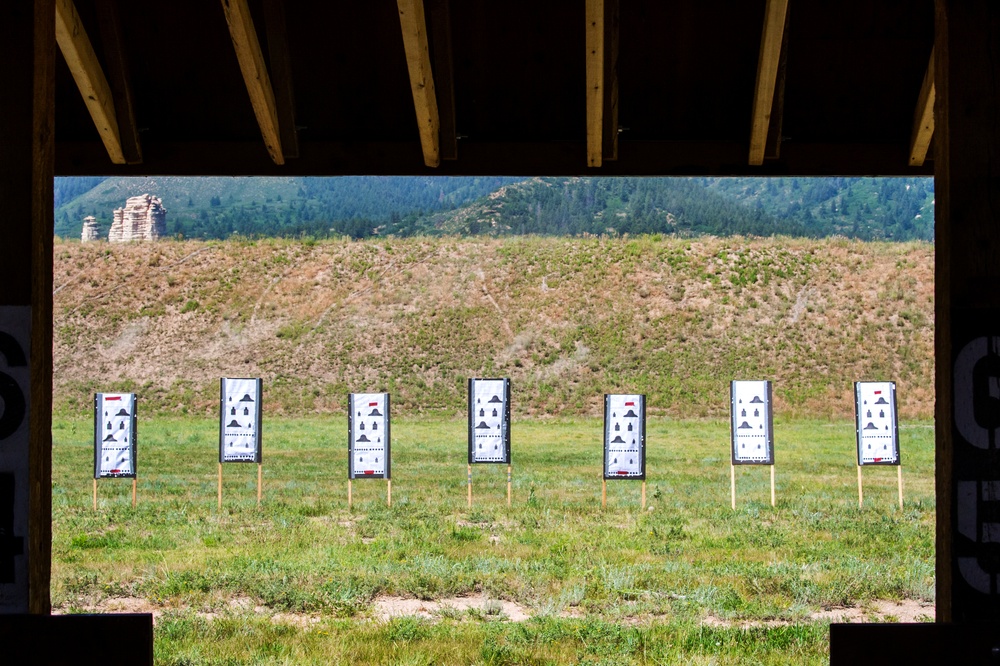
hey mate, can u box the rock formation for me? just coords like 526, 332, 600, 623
108, 194, 166, 242
81, 216, 99, 242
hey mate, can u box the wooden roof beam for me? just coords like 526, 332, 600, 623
585, 0, 605, 168
602, 0, 620, 163
426, 0, 457, 161
94, 0, 142, 164
55, 0, 126, 164
220, 0, 284, 165
261, 0, 299, 160
397, 0, 440, 168
749, 0, 789, 166
909, 46, 935, 167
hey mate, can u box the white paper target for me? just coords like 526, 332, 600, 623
855, 381, 899, 465
730, 380, 774, 464
95, 393, 136, 478
349, 393, 390, 479
469, 378, 510, 463
604, 394, 645, 479
220, 378, 262, 463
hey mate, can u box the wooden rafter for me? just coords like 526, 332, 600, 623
585, 0, 605, 168
220, 0, 284, 165
764, 9, 789, 161
397, 0, 440, 168
55, 0, 126, 164
748, 0, 789, 166
261, 0, 298, 160
94, 0, 142, 164
426, 0, 457, 161
909, 46, 935, 167
602, 0, 620, 162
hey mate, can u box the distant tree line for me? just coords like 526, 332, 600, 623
53, 175, 934, 242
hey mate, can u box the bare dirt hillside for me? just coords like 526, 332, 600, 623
53, 236, 933, 419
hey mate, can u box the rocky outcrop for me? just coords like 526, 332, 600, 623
81, 216, 100, 242
108, 194, 166, 242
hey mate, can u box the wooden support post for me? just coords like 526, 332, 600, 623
857, 465, 864, 509
933, 0, 1000, 621
467, 464, 472, 509
131, 478, 136, 509
602, 479, 607, 508
347, 479, 352, 509
507, 465, 512, 507
217, 463, 222, 510
770, 465, 776, 507
92, 479, 97, 511
0, 0, 55, 615
387, 479, 392, 507
641, 481, 646, 510
257, 463, 262, 506
730, 464, 736, 510
897, 465, 904, 511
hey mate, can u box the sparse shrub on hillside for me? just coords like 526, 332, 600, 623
51, 236, 934, 419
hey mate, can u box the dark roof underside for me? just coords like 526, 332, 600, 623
54, 0, 935, 177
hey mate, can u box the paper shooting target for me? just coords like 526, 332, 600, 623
468, 378, 511, 464
603, 394, 646, 480
730, 380, 774, 465
219, 378, 262, 463
855, 381, 900, 465
348, 393, 391, 479
94, 393, 137, 479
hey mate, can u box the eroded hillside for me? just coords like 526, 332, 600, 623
53, 236, 933, 419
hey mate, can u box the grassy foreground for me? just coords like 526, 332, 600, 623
52, 416, 934, 665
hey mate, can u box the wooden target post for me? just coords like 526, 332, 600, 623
219, 378, 264, 509
346, 478, 389, 509
602, 394, 647, 509
729, 381, 775, 509
466, 464, 511, 509
856, 465, 905, 510
854, 381, 902, 510
468, 378, 512, 509
348, 393, 391, 508
770, 465, 775, 507
93, 393, 139, 510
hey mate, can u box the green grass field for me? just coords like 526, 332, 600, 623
52, 416, 934, 665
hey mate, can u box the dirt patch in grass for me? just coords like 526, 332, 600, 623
702, 599, 934, 628
57, 596, 322, 627
809, 599, 935, 623
373, 594, 530, 622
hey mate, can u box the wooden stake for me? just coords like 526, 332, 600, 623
507, 464, 512, 507
257, 463, 262, 506
770, 465, 776, 507
131, 478, 137, 509
897, 465, 904, 510
467, 464, 472, 509
217, 463, 222, 510
641, 481, 647, 510
730, 464, 736, 510
857, 465, 863, 508
348, 479, 353, 509
602, 479, 607, 508
92, 478, 97, 511
387, 479, 392, 507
